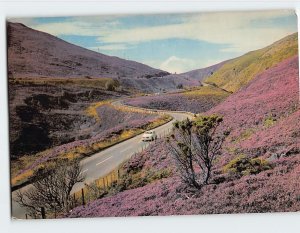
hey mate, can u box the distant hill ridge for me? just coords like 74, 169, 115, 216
204, 33, 298, 92
7, 22, 298, 93
7, 22, 169, 79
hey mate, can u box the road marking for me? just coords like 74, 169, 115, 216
96, 156, 112, 166
120, 147, 131, 153
80, 169, 88, 174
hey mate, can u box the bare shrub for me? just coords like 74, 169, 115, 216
15, 158, 84, 218
167, 115, 229, 190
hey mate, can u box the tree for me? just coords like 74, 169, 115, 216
105, 79, 119, 91
15, 158, 84, 218
176, 83, 183, 89
167, 115, 228, 190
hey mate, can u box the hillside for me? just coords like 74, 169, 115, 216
7, 22, 227, 93
124, 85, 230, 113
205, 33, 298, 92
7, 22, 169, 80
7, 21, 172, 161
118, 63, 221, 93
124, 33, 299, 108
207, 55, 299, 158
180, 60, 228, 82
105, 61, 228, 93
11, 101, 171, 186
67, 55, 300, 217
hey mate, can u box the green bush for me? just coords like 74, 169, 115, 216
105, 79, 119, 91
223, 155, 271, 177
232, 128, 255, 143
109, 168, 172, 194
263, 115, 277, 127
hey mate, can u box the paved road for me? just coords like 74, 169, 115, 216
11, 100, 192, 219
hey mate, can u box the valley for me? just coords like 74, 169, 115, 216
7, 19, 300, 219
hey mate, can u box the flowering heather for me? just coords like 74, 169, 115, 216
96, 104, 157, 131
67, 155, 300, 217
239, 110, 300, 157
15, 104, 161, 178
125, 86, 229, 113
207, 55, 299, 160
67, 55, 300, 217
124, 139, 173, 172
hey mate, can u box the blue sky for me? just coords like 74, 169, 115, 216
10, 10, 297, 73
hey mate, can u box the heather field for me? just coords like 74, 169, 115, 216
125, 86, 230, 113
205, 33, 298, 93
8, 12, 300, 221
67, 55, 300, 217
68, 161, 300, 217
11, 103, 170, 187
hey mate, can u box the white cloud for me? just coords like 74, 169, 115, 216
97, 10, 296, 53
15, 10, 297, 56
159, 56, 226, 73
159, 56, 200, 73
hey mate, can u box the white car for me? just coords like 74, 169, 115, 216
142, 130, 158, 141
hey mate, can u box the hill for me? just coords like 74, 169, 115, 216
124, 85, 230, 113
105, 61, 229, 93
67, 55, 300, 217
7, 22, 169, 80
129, 33, 298, 93
205, 33, 298, 92
7, 22, 225, 93
180, 60, 228, 82
207, 55, 299, 156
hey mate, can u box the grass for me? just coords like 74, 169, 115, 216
11, 151, 59, 187
232, 128, 256, 144
205, 33, 298, 92
85, 100, 111, 122
223, 154, 272, 177
73, 165, 172, 207
11, 111, 173, 188
182, 85, 230, 97
73, 168, 120, 202
10, 149, 49, 186
225, 146, 239, 155
11, 169, 33, 187
263, 115, 277, 128
85, 98, 167, 122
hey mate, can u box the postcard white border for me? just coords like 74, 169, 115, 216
1, 1, 300, 233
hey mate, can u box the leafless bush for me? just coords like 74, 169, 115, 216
15, 158, 84, 218
167, 115, 229, 190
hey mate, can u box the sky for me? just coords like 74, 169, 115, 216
10, 10, 297, 73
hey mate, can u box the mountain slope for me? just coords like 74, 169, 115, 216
7, 22, 169, 79
124, 85, 230, 113
208, 55, 299, 152
7, 22, 225, 93
120, 61, 230, 94
67, 55, 300, 218
180, 60, 228, 82
205, 33, 298, 92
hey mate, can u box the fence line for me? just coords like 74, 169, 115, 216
24, 122, 175, 219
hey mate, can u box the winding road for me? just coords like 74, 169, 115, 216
11, 99, 193, 219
